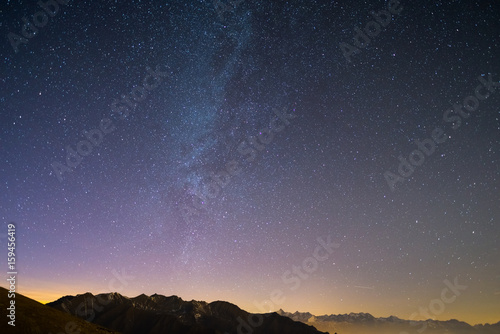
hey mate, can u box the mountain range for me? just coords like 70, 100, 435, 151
277, 309, 500, 334
3, 287, 499, 334
0, 286, 120, 334
46, 291, 327, 334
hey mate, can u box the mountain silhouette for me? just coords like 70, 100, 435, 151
47, 292, 329, 334
0, 287, 121, 334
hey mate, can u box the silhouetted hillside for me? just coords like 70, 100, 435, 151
0, 287, 121, 334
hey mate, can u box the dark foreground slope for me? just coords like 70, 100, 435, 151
0, 287, 121, 334
48, 292, 328, 334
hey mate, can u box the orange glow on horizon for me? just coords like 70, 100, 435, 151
3, 283, 498, 327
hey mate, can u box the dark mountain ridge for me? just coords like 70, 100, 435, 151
48, 291, 329, 334
0, 287, 121, 334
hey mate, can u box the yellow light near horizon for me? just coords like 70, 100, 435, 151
19, 289, 63, 304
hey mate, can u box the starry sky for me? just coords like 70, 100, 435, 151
1, 0, 499, 326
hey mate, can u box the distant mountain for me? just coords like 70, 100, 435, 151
0, 287, 121, 334
47, 292, 328, 334
277, 309, 500, 334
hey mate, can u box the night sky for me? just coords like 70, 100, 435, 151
1, 0, 499, 326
